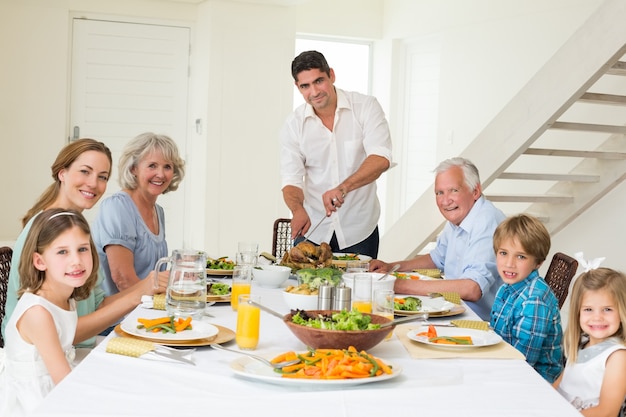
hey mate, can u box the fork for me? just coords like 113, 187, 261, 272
152, 345, 197, 365
210, 344, 301, 369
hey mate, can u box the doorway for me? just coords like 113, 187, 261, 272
69, 17, 191, 249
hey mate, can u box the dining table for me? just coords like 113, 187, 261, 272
32, 276, 580, 417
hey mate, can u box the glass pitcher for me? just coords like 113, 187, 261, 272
154, 249, 207, 319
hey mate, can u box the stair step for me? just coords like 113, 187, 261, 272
578, 92, 626, 106
499, 172, 600, 182
607, 60, 626, 76
485, 194, 574, 204
524, 148, 626, 159
549, 121, 626, 134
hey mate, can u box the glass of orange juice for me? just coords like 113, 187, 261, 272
352, 274, 372, 313
373, 289, 395, 340
231, 265, 252, 311
236, 294, 261, 350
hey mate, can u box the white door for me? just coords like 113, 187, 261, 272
69, 18, 190, 250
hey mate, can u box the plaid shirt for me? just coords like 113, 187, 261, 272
490, 269, 563, 382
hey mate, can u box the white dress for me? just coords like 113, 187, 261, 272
0, 293, 77, 417
557, 337, 626, 410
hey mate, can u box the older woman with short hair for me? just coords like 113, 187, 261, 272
93, 132, 185, 295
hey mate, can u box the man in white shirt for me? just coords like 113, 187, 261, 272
280, 50, 393, 258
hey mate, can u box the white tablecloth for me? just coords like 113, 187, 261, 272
32, 279, 579, 417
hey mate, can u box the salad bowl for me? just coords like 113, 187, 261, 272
283, 310, 393, 351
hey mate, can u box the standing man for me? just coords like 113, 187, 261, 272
280, 50, 393, 258
370, 158, 506, 320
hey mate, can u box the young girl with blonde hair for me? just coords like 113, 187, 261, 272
554, 267, 626, 416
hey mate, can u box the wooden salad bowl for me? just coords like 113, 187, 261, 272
283, 310, 393, 351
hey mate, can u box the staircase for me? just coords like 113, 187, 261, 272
379, 0, 626, 261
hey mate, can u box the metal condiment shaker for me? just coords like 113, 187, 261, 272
334, 283, 351, 311
317, 282, 335, 310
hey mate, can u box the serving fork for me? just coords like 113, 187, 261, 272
210, 344, 301, 369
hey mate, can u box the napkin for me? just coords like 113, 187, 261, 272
395, 324, 525, 360
439, 292, 461, 305
105, 337, 196, 365
140, 294, 166, 310
450, 320, 490, 331
106, 337, 155, 358
413, 268, 442, 278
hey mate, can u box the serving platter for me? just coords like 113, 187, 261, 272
393, 295, 455, 315
230, 356, 401, 386
114, 323, 235, 347
406, 326, 502, 349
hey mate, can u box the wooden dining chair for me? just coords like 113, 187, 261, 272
0, 246, 13, 348
272, 218, 291, 262
544, 252, 579, 309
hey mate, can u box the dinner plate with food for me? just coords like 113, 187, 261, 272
207, 281, 231, 302
229, 348, 401, 386
206, 256, 235, 276
120, 315, 220, 342
407, 325, 502, 349
393, 295, 456, 315
331, 253, 372, 268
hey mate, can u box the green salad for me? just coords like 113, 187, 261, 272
207, 282, 231, 295
207, 257, 235, 270
291, 309, 381, 331
394, 296, 422, 311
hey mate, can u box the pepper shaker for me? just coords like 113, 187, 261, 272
334, 283, 352, 311
317, 282, 335, 310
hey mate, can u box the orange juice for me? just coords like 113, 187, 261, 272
231, 282, 251, 311
379, 313, 394, 340
236, 296, 260, 350
352, 300, 372, 313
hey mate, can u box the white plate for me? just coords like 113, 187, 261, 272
394, 295, 455, 315
407, 326, 502, 349
230, 356, 401, 386
393, 271, 438, 281
120, 317, 219, 341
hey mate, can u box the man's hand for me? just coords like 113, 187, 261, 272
290, 209, 311, 240
322, 187, 346, 215
369, 259, 391, 272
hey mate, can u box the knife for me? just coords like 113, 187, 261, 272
304, 215, 326, 240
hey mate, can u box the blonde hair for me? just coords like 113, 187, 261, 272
18, 208, 99, 301
118, 132, 185, 193
22, 139, 112, 227
492, 214, 551, 264
564, 268, 626, 362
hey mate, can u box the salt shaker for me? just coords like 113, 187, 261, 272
317, 282, 335, 310
334, 283, 352, 311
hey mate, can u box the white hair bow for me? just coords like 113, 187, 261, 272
574, 252, 605, 272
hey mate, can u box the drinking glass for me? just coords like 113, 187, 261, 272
346, 260, 369, 273
231, 265, 252, 311
373, 289, 395, 340
236, 294, 261, 350
237, 241, 259, 266
352, 273, 372, 313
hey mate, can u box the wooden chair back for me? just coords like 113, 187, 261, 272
272, 218, 292, 261
544, 252, 578, 309
0, 246, 13, 348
